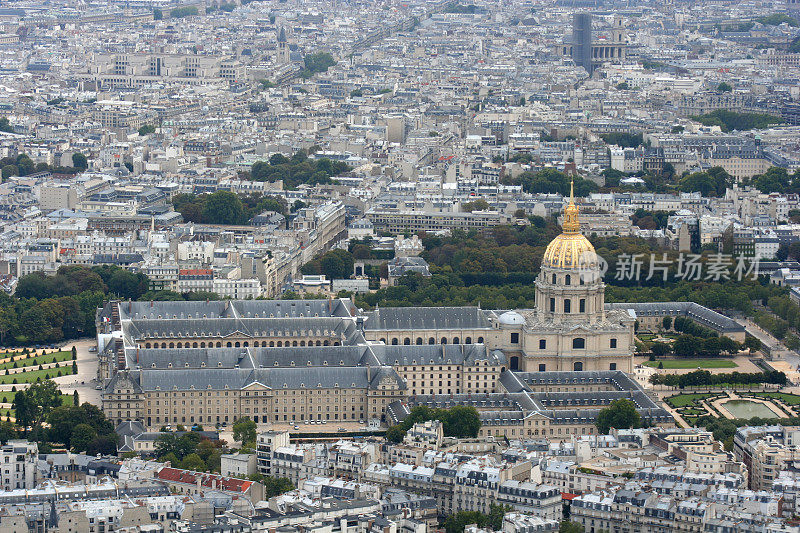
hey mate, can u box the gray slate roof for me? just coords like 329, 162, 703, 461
363, 306, 491, 331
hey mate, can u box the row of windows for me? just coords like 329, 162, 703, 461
552, 273, 584, 286
143, 340, 341, 349
528, 337, 618, 350
380, 336, 484, 345
549, 298, 587, 314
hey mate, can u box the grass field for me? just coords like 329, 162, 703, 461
0, 365, 75, 385
0, 351, 72, 372
750, 392, 800, 406
666, 393, 715, 408
679, 408, 708, 416
643, 359, 738, 369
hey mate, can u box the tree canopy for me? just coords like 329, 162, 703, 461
300, 52, 337, 78
677, 167, 732, 197
250, 150, 350, 189
385, 405, 481, 442
691, 110, 782, 132
501, 168, 598, 197
595, 399, 642, 434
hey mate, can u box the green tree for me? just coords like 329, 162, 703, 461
717, 82, 732, 93
300, 52, 337, 78
153, 8, 162, 19
559, 522, 585, 533
1, 164, 18, 179
72, 153, 88, 170
651, 342, 671, 357
202, 191, 244, 225
463, 199, 490, 212
0, 420, 16, 444
13, 380, 61, 429
0, 117, 14, 133
673, 335, 698, 357
138, 124, 156, 136
595, 399, 642, 434
70, 423, 97, 452
233, 418, 257, 446
442, 405, 481, 438
180, 453, 207, 471
262, 476, 295, 497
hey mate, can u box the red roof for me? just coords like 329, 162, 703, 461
156, 467, 253, 493
562, 492, 579, 500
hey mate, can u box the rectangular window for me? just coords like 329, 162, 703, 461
579, 299, 586, 313
510, 332, 519, 344
610, 363, 617, 371
538, 364, 546, 372
610, 338, 617, 348
549, 298, 555, 312
564, 299, 571, 313
539, 339, 546, 350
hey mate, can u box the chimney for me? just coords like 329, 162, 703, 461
150, 300, 153, 308
366, 364, 371, 382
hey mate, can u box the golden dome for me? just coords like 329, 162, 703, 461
541, 179, 598, 270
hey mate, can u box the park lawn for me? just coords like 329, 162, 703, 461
643, 359, 738, 369
0, 351, 72, 372
678, 408, 707, 416
666, 393, 714, 408
751, 392, 800, 405
0, 365, 75, 385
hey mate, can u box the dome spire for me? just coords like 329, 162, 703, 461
562, 178, 580, 234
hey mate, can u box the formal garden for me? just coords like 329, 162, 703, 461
666, 390, 800, 426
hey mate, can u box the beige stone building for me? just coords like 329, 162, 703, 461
97, 192, 677, 437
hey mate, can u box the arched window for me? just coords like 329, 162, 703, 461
428, 337, 435, 345
441, 337, 448, 344
477, 337, 484, 343
226, 342, 232, 347
572, 338, 585, 349
465, 337, 472, 344
453, 337, 460, 344
552, 273, 557, 284
176, 342, 182, 348
391, 338, 399, 345
416, 337, 423, 345
565, 274, 571, 285
403, 338, 410, 345
573, 361, 584, 371
145, 343, 151, 349
234, 342, 241, 348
